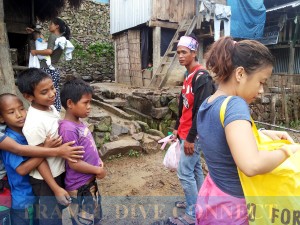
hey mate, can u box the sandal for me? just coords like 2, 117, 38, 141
167, 216, 195, 225
175, 201, 186, 209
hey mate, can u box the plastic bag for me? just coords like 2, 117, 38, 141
158, 135, 181, 170
163, 139, 181, 170
220, 96, 300, 225
28, 53, 40, 68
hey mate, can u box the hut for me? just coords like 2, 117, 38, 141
110, 0, 226, 88
0, 0, 84, 94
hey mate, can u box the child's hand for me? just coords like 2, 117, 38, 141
53, 187, 72, 206
96, 167, 106, 179
58, 141, 84, 163
44, 135, 62, 148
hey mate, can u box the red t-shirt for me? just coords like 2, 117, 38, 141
178, 65, 204, 139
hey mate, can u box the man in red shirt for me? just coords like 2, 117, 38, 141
168, 34, 215, 225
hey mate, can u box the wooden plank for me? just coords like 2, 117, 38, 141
148, 20, 178, 29
157, 1, 169, 21
169, 0, 180, 22
0, 0, 16, 94
183, 0, 196, 19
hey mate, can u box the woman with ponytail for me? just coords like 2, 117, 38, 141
195, 36, 300, 224
30, 18, 71, 112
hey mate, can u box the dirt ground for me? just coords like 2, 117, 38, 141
98, 152, 186, 225
100, 152, 183, 197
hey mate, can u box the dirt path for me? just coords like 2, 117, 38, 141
99, 152, 185, 224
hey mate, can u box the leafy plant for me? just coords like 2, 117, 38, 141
72, 40, 114, 64
290, 120, 300, 129
108, 153, 123, 161
128, 149, 140, 158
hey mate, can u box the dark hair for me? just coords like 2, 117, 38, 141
205, 36, 275, 83
0, 93, 20, 114
31, 30, 42, 40
60, 78, 93, 109
52, 18, 71, 40
17, 68, 51, 96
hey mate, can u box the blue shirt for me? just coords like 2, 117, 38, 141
0, 124, 7, 180
1, 128, 36, 209
197, 96, 251, 197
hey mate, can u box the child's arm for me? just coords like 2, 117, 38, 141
31, 49, 52, 56
0, 136, 83, 162
37, 160, 71, 206
60, 127, 106, 179
68, 160, 106, 179
15, 136, 63, 176
16, 158, 44, 176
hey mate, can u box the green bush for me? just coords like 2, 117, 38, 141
72, 40, 114, 63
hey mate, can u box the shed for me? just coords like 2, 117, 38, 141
111, 0, 227, 87
263, 0, 300, 75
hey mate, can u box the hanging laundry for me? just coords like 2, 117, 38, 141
199, 0, 215, 22
214, 4, 231, 41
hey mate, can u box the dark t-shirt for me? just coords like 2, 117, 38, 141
197, 96, 251, 197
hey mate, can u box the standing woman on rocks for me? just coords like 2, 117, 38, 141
29, 18, 71, 112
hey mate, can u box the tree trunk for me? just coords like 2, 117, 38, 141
0, 0, 16, 94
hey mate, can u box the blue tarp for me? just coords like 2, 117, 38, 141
227, 0, 266, 39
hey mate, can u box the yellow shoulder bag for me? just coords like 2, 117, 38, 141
220, 96, 300, 225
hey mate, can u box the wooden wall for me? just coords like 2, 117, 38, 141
4, 0, 32, 34
151, 0, 196, 23
115, 30, 143, 86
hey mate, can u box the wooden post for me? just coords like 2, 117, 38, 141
153, 26, 161, 76
114, 40, 118, 83
0, 0, 16, 94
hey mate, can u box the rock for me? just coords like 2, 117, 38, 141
136, 121, 150, 132
148, 95, 161, 108
102, 98, 127, 107
81, 75, 93, 81
89, 116, 112, 132
132, 132, 144, 141
111, 122, 129, 136
148, 135, 162, 142
100, 140, 142, 158
151, 107, 170, 119
142, 136, 160, 154
110, 135, 119, 141
125, 121, 141, 134
127, 95, 153, 116
160, 95, 168, 107
168, 98, 179, 116
147, 129, 164, 138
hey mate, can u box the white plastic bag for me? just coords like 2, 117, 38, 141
163, 139, 181, 170
28, 53, 40, 68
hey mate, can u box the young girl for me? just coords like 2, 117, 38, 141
30, 18, 71, 112
195, 36, 300, 224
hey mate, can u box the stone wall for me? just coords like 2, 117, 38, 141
39, 0, 114, 82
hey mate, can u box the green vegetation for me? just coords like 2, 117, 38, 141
128, 149, 140, 158
72, 40, 114, 64
108, 153, 122, 161
289, 120, 300, 129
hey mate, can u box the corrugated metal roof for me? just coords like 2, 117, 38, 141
110, 0, 152, 34
266, 0, 300, 12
